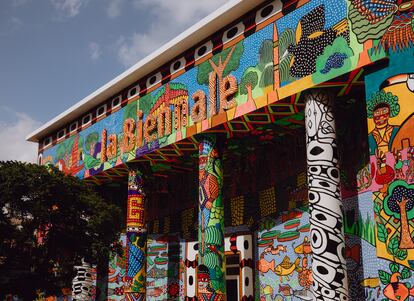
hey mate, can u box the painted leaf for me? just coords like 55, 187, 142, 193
406, 282, 412, 288
389, 262, 399, 273
377, 223, 388, 243
401, 267, 412, 279
388, 237, 399, 255
211, 279, 221, 291
374, 202, 382, 215
379, 270, 391, 285
396, 249, 408, 260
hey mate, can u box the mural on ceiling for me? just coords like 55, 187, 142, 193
364, 48, 414, 300
257, 209, 312, 301
40, 24, 274, 179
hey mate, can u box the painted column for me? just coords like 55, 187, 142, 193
72, 262, 95, 300
124, 170, 147, 301
198, 135, 226, 300
305, 91, 349, 300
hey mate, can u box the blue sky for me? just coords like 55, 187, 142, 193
0, 0, 229, 162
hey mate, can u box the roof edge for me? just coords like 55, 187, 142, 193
26, 0, 267, 142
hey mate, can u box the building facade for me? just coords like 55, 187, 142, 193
28, 0, 414, 300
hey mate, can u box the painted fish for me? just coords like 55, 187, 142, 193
257, 258, 275, 274
147, 287, 164, 297
263, 245, 287, 256
278, 284, 293, 296
384, 273, 414, 301
274, 256, 300, 281
294, 236, 311, 255
293, 289, 313, 301
360, 277, 380, 288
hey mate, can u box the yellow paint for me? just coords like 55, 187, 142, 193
308, 31, 324, 39
360, 277, 380, 288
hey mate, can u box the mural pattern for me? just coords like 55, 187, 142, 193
146, 235, 180, 301
305, 91, 349, 300
125, 170, 147, 300
257, 210, 312, 301
40, 24, 275, 179
198, 136, 226, 300
107, 235, 126, 301
32, 1, 414, 300
183, 241, 198, 300
40, 0, 388, 181
72, 262, 96, 301
225, 234, 254, 300
364, 48, 414, 300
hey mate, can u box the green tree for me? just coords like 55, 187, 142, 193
197, 42, 244, 86
240, 68, 259, 103
0, 161, 123, 299
85, 132, 99, 155
123, 101, 137, 121
257, 39, 274, 87
138, 93, 156, 117
384, 180, 414, 249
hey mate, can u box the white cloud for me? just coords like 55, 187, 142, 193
106, 0, 124, 19
0, 107, 41, 163
89, 42, 102, 62
115, 0, 229, 67
50, 0, 87, 18
116, 33, 164, 68
133, 0, 229, 25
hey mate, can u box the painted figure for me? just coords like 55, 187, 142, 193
367, 90, 400, 155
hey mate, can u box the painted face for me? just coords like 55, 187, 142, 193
373, 106, 390, 128
198, 272, 210, 290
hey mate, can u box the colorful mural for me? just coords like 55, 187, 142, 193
257, 209, 312, 301
305, 90, 349, 300
40, 24, 275, 179
145, 235, 180, 301
72, 262, 96, 301
32, 0, 414, 300
276, 0, 352, 85
198, 136, 225, 300
125, 170, 147, 300
107, 235, 126, 301
39, 0, 390, 181
365, 48, 414, 301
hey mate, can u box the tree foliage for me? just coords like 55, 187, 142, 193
197, 42, 244, 85
240, 69, 259, 95
258, 39, 274, 87
0, 161, 123, 299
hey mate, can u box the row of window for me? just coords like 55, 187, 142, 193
41, 1, 280, 149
